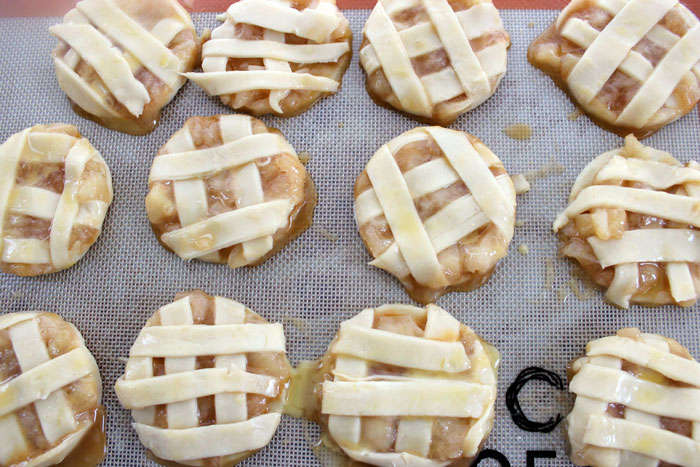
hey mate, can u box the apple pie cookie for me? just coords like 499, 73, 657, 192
528, 0, 700, 139
0, 312, 104, 466
0, 124, 113, 277
184, 0, 352, 117
114, 290, 291, 466
359, 0, 509, 125
354, 127, 516, 304
554, 135, 700, 308
567, 328, 700, 467
146, 114, 316, 268
50, 0, 200, 135
317, 303, 499, 466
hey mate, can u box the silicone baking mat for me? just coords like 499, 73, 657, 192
1, 1, 700, 465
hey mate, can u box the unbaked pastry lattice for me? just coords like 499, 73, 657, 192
567, 328, 700, 467
528, 0, 700, 138
114, 290, 291, 466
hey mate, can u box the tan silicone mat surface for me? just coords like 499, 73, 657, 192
1, 9, 700, 467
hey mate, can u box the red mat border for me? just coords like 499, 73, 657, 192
3, 0, 699, 15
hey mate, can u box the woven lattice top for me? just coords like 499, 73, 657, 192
114, 290, 291, 466
0, 312, 102, 466
0, 124, 113, 277
320, 303, 498, 466
360, 0, 509, 125
554, 135, 700, 308
528, 0, 700, 138
50, 0, 199, 134
567, 328, 700, 467
185, 0, 352, 117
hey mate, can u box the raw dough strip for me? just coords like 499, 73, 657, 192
8, 186, 62, 220
583, 415, 700, 465
203, 38, 350, 64
50, 23, 151, 117
565, 0, 676, 104
606, 263, 639, 308
0, 130, 30, 253
183, 70, 339, 96
129, 323, 286, 357
570, 364, 700, 420
363, 2, 432, 116
226, 0, 340, 43
213, 297, 248, 425
588, 229, 700, 268
53, 58, 122, 119
322, 380, 491, 417
76, 0, 182, 88
160, 199, 293, 260
596, 155, 700, 189
553, 185, 700, 231
133, 413, 281, 463
149, 133, 293, 181
587, 336, 700, 387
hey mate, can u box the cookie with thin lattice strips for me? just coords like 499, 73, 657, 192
146, 114, 316, 269
354, 126, 517, 304
554, 135, 700, 308
115, 290, 291, 466
0, 124, 113, 277
0, 312, 105, 466
567, 328, 700, 466
185, 0, 352, 118
50, 0, 200, 135
528, 0, 700, 139
316, 303, 499, 466
359, 0, 510, 125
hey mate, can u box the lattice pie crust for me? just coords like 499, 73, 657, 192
0, 312, 103, 466
185, 0, 352, 117
317, 303, 499, 466
528, 0, 700, 139
360, 0, 510, 126
354, 126, 516, 304
50, 0, 200, 136
567, 328, 700, 467
114, 290, 291, 466
0, 124, 113, 277
146, 114, 316, 269
554, 135, 700, 308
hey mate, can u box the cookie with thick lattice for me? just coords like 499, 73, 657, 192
0, 124, 113, 277
184, 0, 352, 117
145, 114, 316, 268
316, 303, 499, 466
50, 0, 200, 135
528, 0, 700, 139
354, 126, 516, 304
567, 328, 700, 467
359, 0, 509, 125
115, 290, 291, 466
554, 135, 700, 308
0, 312, 104, 466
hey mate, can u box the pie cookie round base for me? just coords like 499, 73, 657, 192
317, 303, 499, 466
354, 126, 516, 304
359, 0, 509, 126
554, 135, 700, 308
185, 0, 352, 118
0, 312, 104, 466
114, 290, 291, 466
0, 124, 113, 277
528, 0, 700, 139
567, 328, 700, 467
146, 114, 316, 269
50, 0, 200, 136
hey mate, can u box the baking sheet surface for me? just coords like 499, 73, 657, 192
1, 9, 699, 467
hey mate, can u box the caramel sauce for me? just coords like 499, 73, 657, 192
57, 407, 107, 467
502, 124, 533, 140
